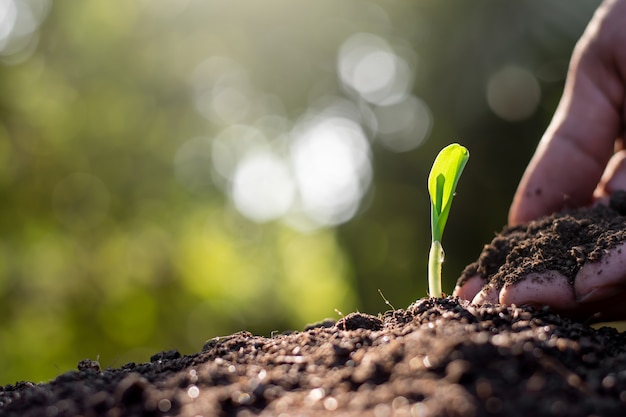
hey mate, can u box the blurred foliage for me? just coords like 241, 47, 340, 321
0, 0, 600, 384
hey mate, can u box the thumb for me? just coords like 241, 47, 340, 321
593, 149, 626, 200
509, 0, 625, 225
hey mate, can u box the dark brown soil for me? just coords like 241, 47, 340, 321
3, 204, 626, 417
459, 192, 626, 290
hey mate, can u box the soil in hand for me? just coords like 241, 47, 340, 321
459, 193, 626, 292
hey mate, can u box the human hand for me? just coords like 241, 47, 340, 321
453, 0, 626, 321
454, 200, 626, 321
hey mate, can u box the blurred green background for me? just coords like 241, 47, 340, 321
0, 0, 600, 385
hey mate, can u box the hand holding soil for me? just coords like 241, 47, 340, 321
454, 0, 626, 321
454, 196, 626, 322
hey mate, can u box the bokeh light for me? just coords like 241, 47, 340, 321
338, 32, 414, 106
192, 57, 254, 126
290, 113, 372, 227
0, 0, 49, 62
209, 125, 271, 188
231, 149, 295, 222
486, 65, 542, 122
373, 95, 432, 152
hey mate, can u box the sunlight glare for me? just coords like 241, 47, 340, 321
290, 115, 371, 226
231, 150, 295, 222
209, 125, 269, 188
0, 0, 17, 45
0, 0, 50, 60
338, 33, 413, 106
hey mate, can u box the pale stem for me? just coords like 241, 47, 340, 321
428, 240, 444, 298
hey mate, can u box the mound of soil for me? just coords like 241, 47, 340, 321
3, 204, 626, 417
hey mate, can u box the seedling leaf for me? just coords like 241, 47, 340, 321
428, 143, 469, 242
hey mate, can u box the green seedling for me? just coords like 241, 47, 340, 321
427, 143, 469, 298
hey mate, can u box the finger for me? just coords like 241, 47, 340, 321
567, 291, 626, 322
498, 271, 577, 310
593, 149, 626, 199
509, 3, 624, 226
453, 275, 486, 301
471, 282, 499, 305
575, 241, 626, 303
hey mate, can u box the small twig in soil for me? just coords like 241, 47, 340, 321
377, 288, 396, 311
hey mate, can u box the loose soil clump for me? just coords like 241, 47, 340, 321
459, 193, 626, 290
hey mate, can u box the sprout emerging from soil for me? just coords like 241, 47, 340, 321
427, 143, 469, 298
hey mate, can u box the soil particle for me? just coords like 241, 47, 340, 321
336, 312, 383, 331
2, 298, 626, 416
610, 190, 626, 216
